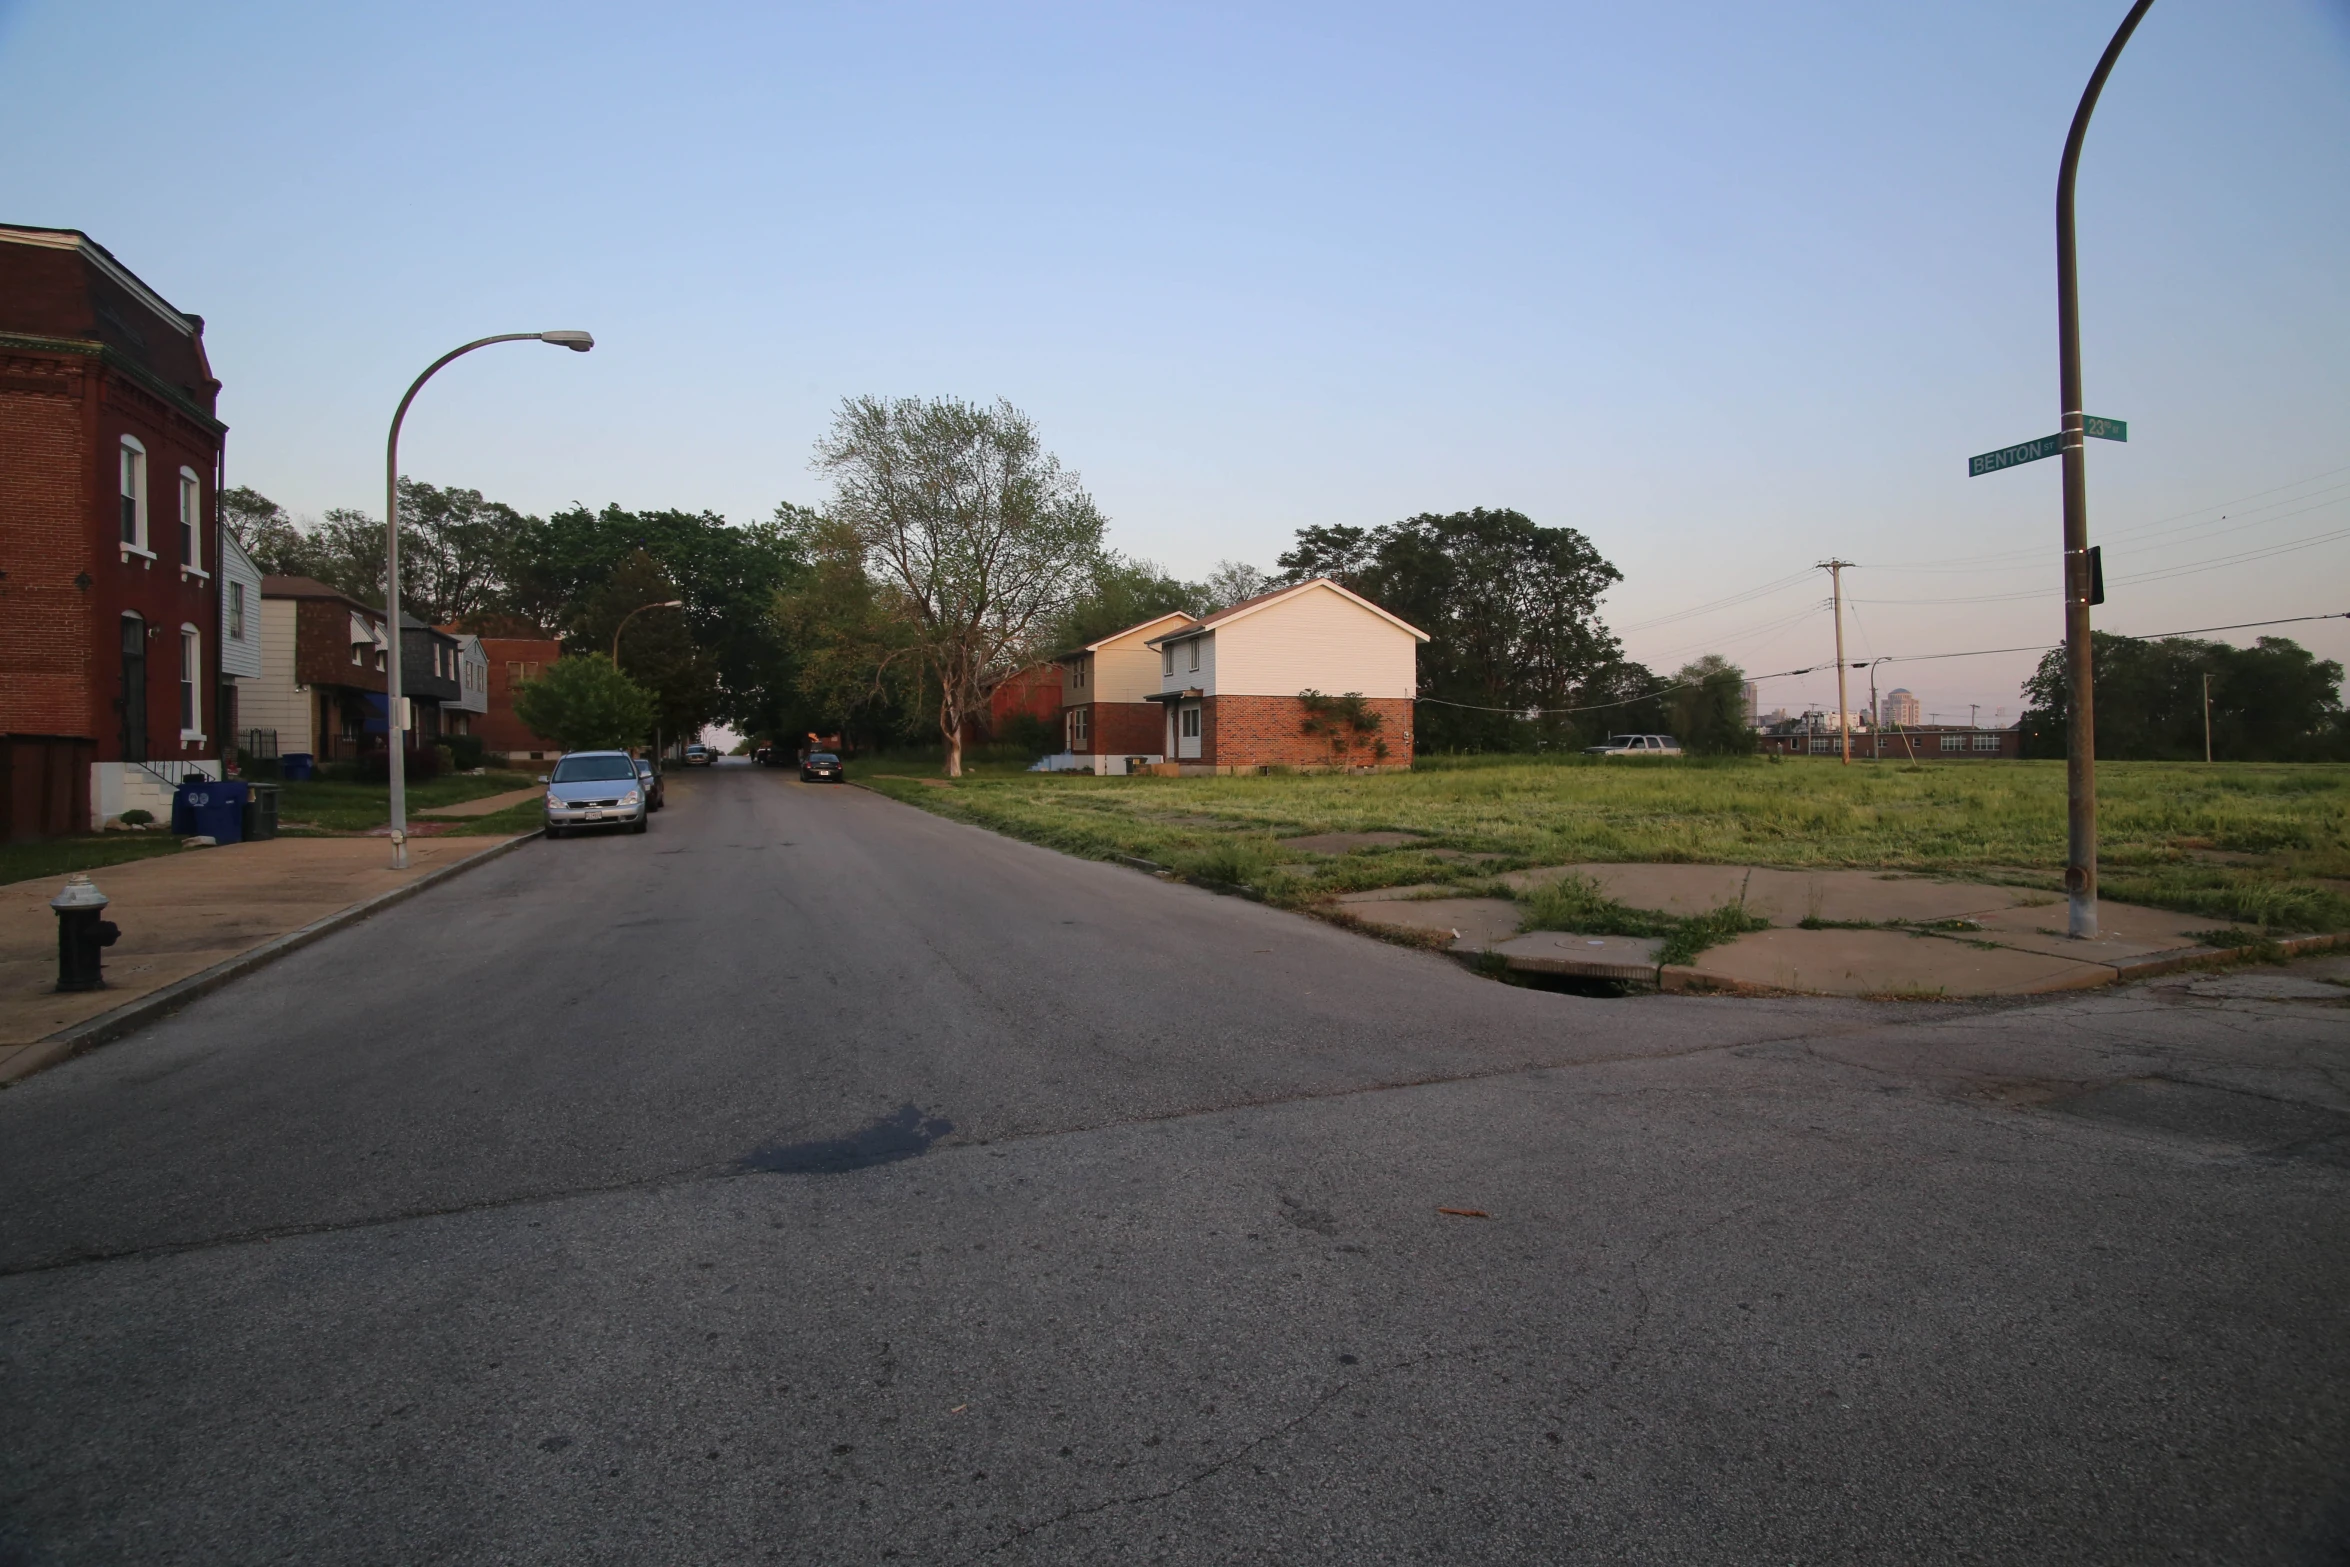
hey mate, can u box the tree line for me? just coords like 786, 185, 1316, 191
231, 392, 2342, 770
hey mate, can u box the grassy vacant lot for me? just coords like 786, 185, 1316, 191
856, 756, 2350, 933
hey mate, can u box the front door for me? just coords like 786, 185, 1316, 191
1176, 702, 1202, 760
119, 615, 148, 763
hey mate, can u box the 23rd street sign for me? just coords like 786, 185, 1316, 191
1968, 417, 2127, 477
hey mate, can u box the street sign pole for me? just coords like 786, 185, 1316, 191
2054, 0, 2155, 941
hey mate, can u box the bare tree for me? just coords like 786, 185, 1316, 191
815, 396, 1106, 776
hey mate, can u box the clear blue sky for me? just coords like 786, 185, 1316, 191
6, 0, 2346, 723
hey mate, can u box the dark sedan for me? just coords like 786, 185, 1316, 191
800, 751, 844, 783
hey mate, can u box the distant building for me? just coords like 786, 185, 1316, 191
1882, 688, 1921, 728
477, 636, 564, 762
1742, 682, 1760, 725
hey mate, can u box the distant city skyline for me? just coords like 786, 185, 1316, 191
3, 0, 2344, 724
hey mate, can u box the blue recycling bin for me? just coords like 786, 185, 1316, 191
280, 752, 314, 781
172, 778, 249, 843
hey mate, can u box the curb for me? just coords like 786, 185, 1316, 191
1, 831, 543, 1088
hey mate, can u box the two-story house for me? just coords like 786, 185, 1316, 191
216, 528, 264, 755
0, 224, 227, 835
1142, 579, 1427, 773
438, 629, 491, 741
477, 635, 564, 763
244, 577, 390, 766
398, 615, 464, 745
1055, 611, 1191, 774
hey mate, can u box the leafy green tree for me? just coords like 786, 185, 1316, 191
393, 478, 530, 624
1048, 553, 1201, 650
815, 395, 1106, 775
1278, 508, 1623, 752
2020, 633, 2346, 760
773, 513, 925, 746
1202, 559, 1271, 612
511, 655, 655, 753
1666, 655, 1755, 755
577, 550, 714, 746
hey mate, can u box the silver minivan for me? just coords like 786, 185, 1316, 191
540, 750, 649, 837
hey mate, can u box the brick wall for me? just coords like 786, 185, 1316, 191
479, 637, 564, 756
0, 361, 94, 740
1206, 695, 1413, 769
1074, 701, 1164, 757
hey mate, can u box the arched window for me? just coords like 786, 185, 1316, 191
118, 436, 148, 551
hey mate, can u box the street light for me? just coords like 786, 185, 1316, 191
2055, 0, 2156, 939
383, 330, 594, 869
611, 599, 685, 666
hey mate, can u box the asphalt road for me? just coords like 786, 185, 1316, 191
2, 762, 2345, 1565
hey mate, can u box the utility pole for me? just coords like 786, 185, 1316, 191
2202, 672, 2212, 762
2055, 0, 2156, 939
1971, 703, 1980, 728
1819, 560, 1854, 764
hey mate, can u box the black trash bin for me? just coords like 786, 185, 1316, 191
244, 783, 281, 841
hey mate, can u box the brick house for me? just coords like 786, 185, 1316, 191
0, 224, 228, 835
1143, 579, 1428, 773
983, 663, 1063, 740
243, 577, 390, 764
477, 636, 564, 762
1056, 611, 1192, 774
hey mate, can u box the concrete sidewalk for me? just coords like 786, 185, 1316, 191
1, 834, 530, 1083
413, 784, 544, 819
1336, 864, 2344, 997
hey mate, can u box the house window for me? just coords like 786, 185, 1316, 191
119, 437, 147, 549
1180, 706, 1201, 740
179, 625, 201, 737
1972, 733, 2000, 752
178, 468, 202, 569
352, 641, 364, 666
228, 581, 246, 640
1162, 647, 1173, 676
1940, 734, 1964, 752
1188, 639, 1200, 673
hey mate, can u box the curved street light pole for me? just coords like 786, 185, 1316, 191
384, 330, 593, 868
611, 598, 685, 667
612, 598, 685, 766
2056, 0, 2156, 938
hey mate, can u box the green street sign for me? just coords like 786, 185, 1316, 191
1968, 416, 2127, 476
1968, 434, 2061, 477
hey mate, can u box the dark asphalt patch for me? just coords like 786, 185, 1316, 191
2047, 1077, 2350, 1162
739, 1103, 955, 1174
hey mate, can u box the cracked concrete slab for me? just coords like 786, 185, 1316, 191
1668, 927, 2116, 997
1335, 896, 1521, 948
1502, 863, 2037, 926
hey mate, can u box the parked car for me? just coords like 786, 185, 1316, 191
752, 743, 775, 766
683, 743, 714, 767
800, 750, 844, 783
540, 750, 650, 837
634, 756, 665, 812
1583, 734, 1683, 757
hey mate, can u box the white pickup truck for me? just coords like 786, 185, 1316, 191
1584, 734, 1684, 757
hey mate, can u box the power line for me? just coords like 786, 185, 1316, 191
1415, 611, 2350, 715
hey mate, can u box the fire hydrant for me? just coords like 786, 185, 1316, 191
52, 873, 119, 992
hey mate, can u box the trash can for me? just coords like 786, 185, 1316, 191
172, 778, 249, 844
281, 752, 315, 782
243, 783, 281, 841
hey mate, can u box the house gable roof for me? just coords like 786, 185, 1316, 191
1144, 578, 1429, 646
261, 575, 379, 616
1059, 609, 1197, 660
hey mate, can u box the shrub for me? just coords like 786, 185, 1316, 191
441, 733, 487, 771
1298, 689, 1390, 766
118, 808, 154, 827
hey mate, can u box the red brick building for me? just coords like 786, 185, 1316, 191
477, 637, 565, 761
0, 225, 226, 836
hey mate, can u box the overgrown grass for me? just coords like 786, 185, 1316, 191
854, 755, 2350, 932
1515, 871, 1769, 964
